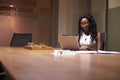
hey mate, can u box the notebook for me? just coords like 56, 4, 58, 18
59, 36, 79, 50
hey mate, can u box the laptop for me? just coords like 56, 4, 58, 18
59, 36, 79, 50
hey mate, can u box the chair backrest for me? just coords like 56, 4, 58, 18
101, 33, 106, 50
10, 33, 32, 47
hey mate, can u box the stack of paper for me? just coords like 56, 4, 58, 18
53, 50, 120, 55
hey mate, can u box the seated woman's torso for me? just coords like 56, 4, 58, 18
79, 32, 97, 49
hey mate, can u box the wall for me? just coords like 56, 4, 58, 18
109, 0, 120, 9
58, 0, 74, 36
91, 0, 107, 32
0, 16, 13, 46
107, 0, 120, 51
58, 0, 90, 36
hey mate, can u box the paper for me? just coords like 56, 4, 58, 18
76, 51, 97, 54
53, 50, 120, 55
97, 50, 120, 54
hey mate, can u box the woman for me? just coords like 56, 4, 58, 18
78, 13, 102, 50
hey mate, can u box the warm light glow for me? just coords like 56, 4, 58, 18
10, 5, 14, 7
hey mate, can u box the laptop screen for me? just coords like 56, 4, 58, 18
59, 36, 79, 50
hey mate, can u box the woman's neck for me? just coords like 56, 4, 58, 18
84, 31, 91, 35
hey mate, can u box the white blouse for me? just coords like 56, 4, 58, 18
79, 32, 97, 49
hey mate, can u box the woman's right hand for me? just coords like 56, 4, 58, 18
79, 46, 96, 50
79, 46, 89, 50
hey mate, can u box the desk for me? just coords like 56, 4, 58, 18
0, 47, 120, 80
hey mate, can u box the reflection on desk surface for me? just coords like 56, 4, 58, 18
0, 47, 120, 80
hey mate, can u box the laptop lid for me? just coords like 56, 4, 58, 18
59, 36, 79, 50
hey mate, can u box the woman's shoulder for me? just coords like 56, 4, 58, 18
97, 32, 102, 39
97, 32, 102, 36
97, 32, 101, 34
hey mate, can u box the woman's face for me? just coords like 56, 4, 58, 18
80, 18, 90, 32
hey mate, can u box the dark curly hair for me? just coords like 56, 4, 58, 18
78, 13, 97, 43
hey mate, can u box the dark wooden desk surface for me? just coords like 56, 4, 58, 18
0, 47, 120, 80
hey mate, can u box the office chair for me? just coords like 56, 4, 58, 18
0, 62, 6, 80
10, 33, 32, 47
101, 33, 106, 50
